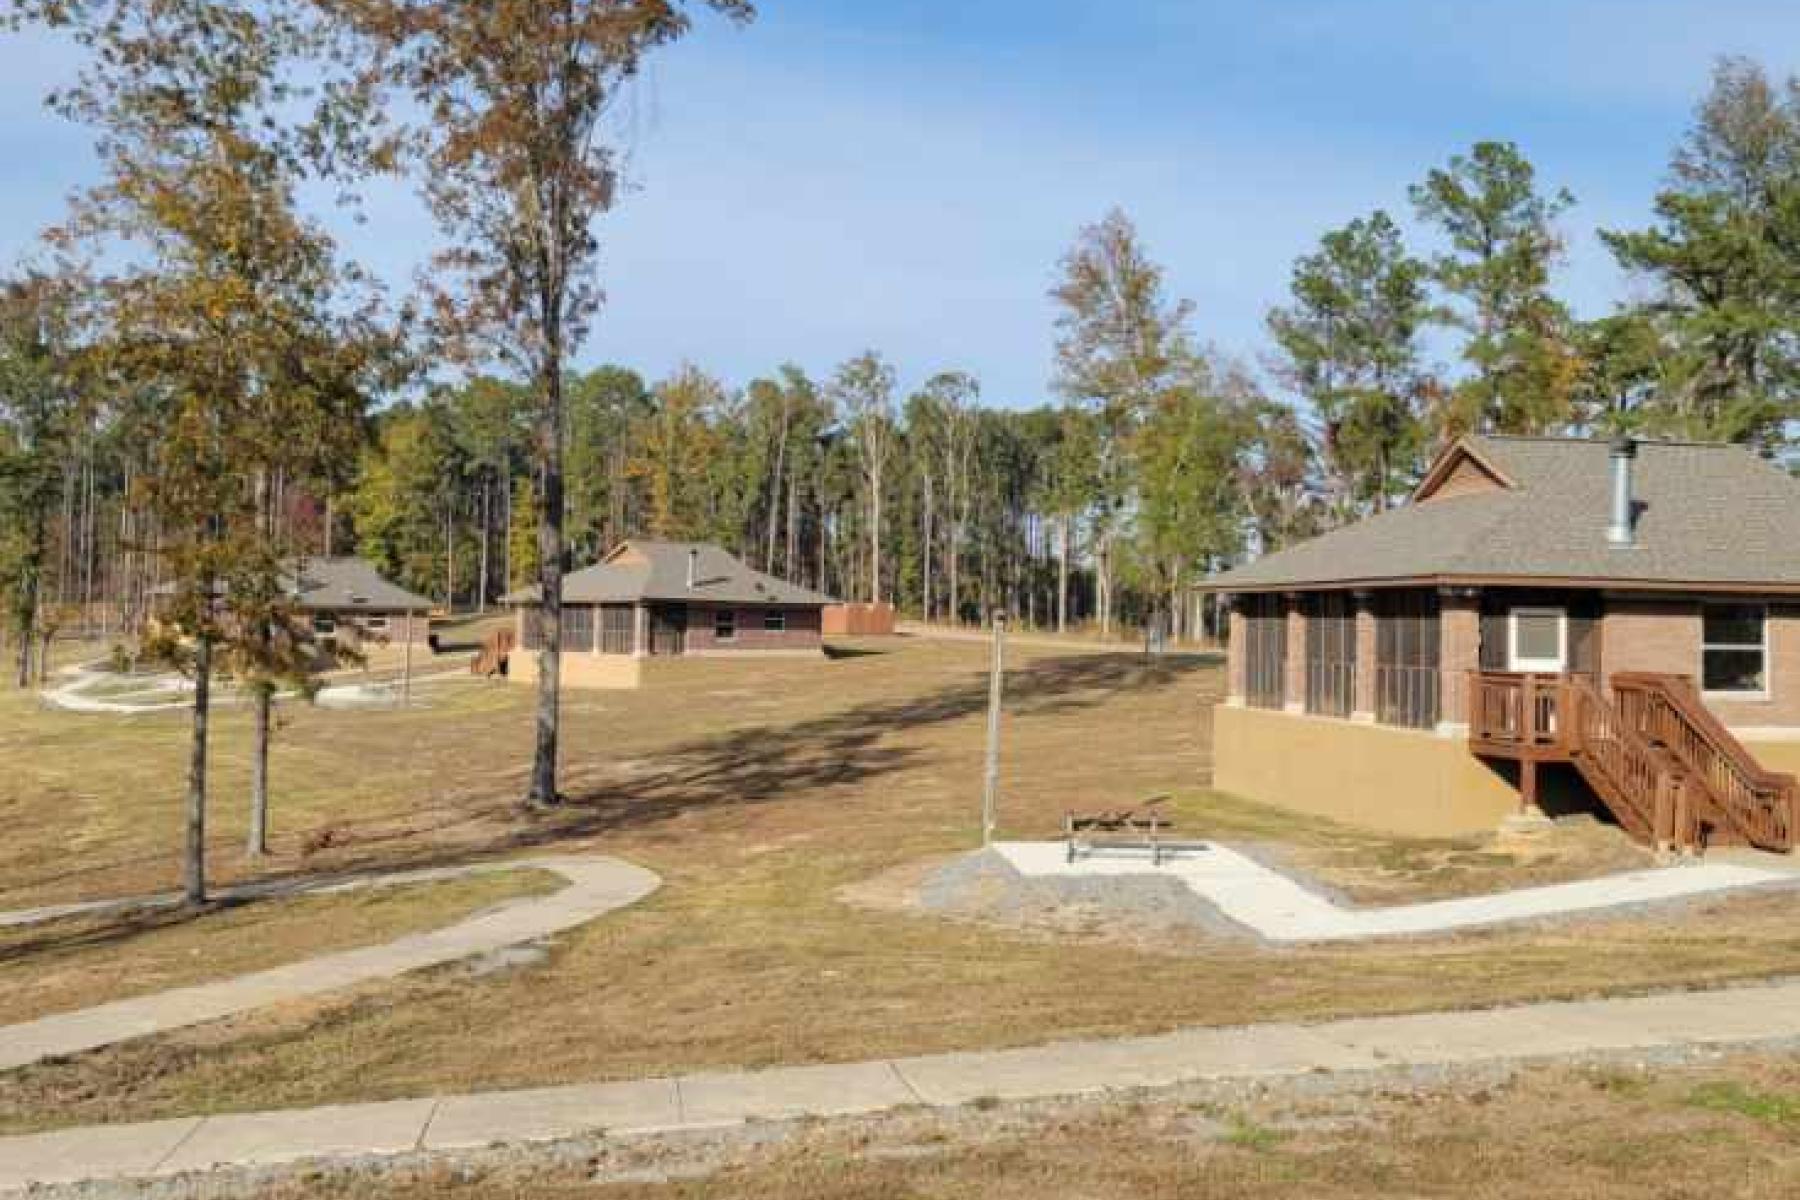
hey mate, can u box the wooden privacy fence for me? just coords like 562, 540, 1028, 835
822, 603, 895, 636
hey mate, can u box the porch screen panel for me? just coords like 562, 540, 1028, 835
1304, 592, 1356, 717
1375, 591, 1441, 729
1242, 594, 1286, 710
599, 605, 634, 655
558, 605, 595, 652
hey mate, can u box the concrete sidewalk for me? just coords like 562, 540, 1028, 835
0, 855, 660, 1073
997, 840, 1794, 941
7, 976, 1800, 1191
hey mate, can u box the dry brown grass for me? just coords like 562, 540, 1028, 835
0, 869, 558, 1025
3, 635, 1800, 1134
260, 1053, 1800, 1199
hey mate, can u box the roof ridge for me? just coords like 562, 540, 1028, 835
1475, 433, 1748, 450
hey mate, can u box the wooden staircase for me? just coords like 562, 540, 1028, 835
1469, 671, 1799, 854
472, 628, 516, 678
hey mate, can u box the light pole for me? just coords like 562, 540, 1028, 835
981, 608, 1006, 847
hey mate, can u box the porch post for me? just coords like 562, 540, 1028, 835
632, 604, 649, 659
1437, 587, 1480, 735
1283, 592, 1306, 714
1351, 590, 1376, 723
1224, 595, 1246, 707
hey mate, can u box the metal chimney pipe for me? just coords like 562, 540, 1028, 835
1607, 436, 1637, 548
687, 548, 698, 589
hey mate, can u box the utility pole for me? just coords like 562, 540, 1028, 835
981, 608, 1007, 847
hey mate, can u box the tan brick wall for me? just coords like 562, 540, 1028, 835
1602, 600, 1800, 730
684, 604, 824, 653
1439, 593, 1480, 726
1226, 607, 1247, 702
1283, 598, 1306, 712
1353, 597, 1376, 718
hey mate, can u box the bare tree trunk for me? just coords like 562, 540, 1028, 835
764, 400, 789, 573
476, 472, 490, 613
921, 471, 934, 622
869, 465, 882, 605
785, 475, 798, 582
527, 338, 566, 808
186, 632, 212, 905
1056, 514, 1070, 634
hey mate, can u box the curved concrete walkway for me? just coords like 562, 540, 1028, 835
0, 854, 660, 1073
5, 975, 1800, 1191
996, 841, 1795, 942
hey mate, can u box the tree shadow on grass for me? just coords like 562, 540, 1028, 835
4, 651, 1217, 910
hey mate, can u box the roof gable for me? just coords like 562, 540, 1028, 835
1412, 439, 1515, 504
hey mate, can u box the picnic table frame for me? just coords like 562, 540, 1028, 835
1063, 793, 1207, 866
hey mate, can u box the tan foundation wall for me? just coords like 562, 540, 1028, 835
509, 650, 643, 690
1212, 704, 1521, 837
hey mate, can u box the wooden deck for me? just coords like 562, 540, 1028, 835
1468, 671, 1800, 854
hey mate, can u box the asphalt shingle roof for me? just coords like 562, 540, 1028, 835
289, 557, 435, 612
505, 540, 836, 607
1212, 436, 1800, 592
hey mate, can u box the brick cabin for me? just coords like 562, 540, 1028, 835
1208, 435, 1800, 853
289, 557, 433, 653
504, 539, 834, 689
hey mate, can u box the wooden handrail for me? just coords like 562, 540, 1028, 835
1468, 671, 1567, 750
1609, 672, 1797, 853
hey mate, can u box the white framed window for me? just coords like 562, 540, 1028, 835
764, 610, 787, 633
714, 610, 737, 641
1702, 603, 1768, 696
312, 614, 337, 637
1508, 607, 1567, 673
364, 616, 389, 632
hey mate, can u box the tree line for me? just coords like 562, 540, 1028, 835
0, 1, 1796, 906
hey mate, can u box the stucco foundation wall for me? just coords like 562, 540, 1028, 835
1212, 704, 1521, 837
509, 651, 642, 690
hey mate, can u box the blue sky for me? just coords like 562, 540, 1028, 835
3, 0, 1799, 406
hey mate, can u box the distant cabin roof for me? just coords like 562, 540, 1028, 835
503, 540, 836, 607
1211, 435, 1800, 594
289, 557, 434, 612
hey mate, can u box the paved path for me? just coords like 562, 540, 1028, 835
7, 975, 1800, 1191
0, 855, 659, 1073
997, 840, 1794, 942
41, 661, 473, 715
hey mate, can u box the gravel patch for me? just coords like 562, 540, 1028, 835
917, 848, 1251, 943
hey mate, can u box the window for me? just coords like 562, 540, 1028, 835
1303, 592, 1356, 718
1241, 593, 1286, 710
1508, 607, 1567, 673
1375, 590, 1441, 729
364, 616, 388, 633
764, 611, 787, 633
312, 614, 337, 637
1703, 604, 1767, 695
714, 610, 737, 641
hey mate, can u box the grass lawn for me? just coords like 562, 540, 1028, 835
0, 868, 559, 1026
3, 634, 1800, 1133
258, 1051, 1800, 1199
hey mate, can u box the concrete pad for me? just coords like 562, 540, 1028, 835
424, 1079, 682, 1149
156, 1099, 437, 1174
0, 1118, 201, 1190
677, 1060, 918, 1125
993, 841, 1790, 943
